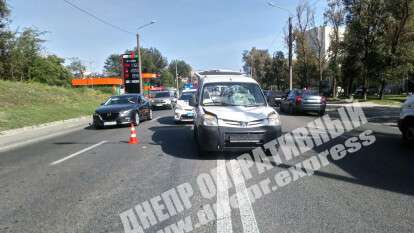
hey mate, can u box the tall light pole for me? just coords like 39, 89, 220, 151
268, 1, 294, 91
137, 20, 157, 94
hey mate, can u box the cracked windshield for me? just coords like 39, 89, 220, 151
0, 0, 413, 233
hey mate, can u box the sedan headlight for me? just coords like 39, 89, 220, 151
203, 113, 218, 126
267, 112, 280, 126
120, 109, 132, 117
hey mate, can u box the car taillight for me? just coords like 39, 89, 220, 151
295, 96, 303, 105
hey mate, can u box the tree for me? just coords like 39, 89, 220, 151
125, 47, 168, 73
242, 47, 271, 83
293, 1, 318, 88
342, 0, 388, 100
30, 55, 71, 86
379, 0, 414, 98
10, 28, 45, 81
168, 60, 192, 79
67, 57, 86, 78
264, 51, 289, 90
324, 0, 346, 97
0, 0, 9, 30
103, 54, 121, 76
160, 69, 175, 87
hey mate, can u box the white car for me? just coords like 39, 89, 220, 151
190, 70, 282, 154
398, 95, 414, 143
174, 93, 195, 123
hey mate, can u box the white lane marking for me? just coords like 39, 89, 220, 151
50, 140, 107, 166
216, 159, 233, 233
152, 116, 161, 122
230, 159, 260, 233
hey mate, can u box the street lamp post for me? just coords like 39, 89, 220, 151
136, 20, 157, 94
268, 1, 294, 91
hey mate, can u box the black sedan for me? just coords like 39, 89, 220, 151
93, 94, 152, 129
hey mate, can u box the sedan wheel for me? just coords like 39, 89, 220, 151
134, 112, 140, 126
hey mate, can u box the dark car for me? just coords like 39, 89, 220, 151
267, 90, 286, 107
93, 94, 152, 129
280, 89, 326, 115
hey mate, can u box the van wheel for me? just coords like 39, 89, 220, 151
403, 125, 414, 144
289, 105, 295, 115
319, 110, 326, 116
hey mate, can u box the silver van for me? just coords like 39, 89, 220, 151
190, 71, 282, 154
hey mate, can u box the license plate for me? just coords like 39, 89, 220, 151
104, 121, 117, 126
187, 112, 194, 117
155, 104, 163, 107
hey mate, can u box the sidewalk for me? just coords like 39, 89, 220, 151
0, 116, 92, 152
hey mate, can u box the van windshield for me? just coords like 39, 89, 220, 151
201, 83, 266, 107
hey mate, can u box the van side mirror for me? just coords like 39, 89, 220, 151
189, 96, 197, 107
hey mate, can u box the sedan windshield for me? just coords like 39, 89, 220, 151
179, 94, 194, 101
104, 96, 137, 105
154, 92, 170, 98
201, 83, 266, 106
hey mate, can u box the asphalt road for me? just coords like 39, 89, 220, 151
0, 107, 413, 233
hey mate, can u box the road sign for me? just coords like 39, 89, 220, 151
121, 54, 140, 93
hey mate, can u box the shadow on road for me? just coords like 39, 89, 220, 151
278, 128, 414, 196
149, 116, 239, 160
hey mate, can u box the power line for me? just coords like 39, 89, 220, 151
62, 0, 134, 35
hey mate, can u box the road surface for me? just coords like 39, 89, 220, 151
0, 107, 413, 233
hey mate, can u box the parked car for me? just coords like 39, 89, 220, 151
398, 95, 414, 144
280, 89, 326, 115
174, 92, 196, 123
191, 71, 282, 154
267, 90, 286, 107
93, 94, 152, 129
150, 91, 173, 109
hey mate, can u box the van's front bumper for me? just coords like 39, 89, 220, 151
197, 125, 282, 152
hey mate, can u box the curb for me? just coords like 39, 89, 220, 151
0, 116, 92, 153
0, 116, 91, 136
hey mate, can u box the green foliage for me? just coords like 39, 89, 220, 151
242, 48, 288, 90
103, 54, 121, 76
67, 57, 86, 78
341, 0, 414, 98
29, 55, 72, 86
0, 80, 110, 131
160, 69, 175, 87
168, 60, 192, 78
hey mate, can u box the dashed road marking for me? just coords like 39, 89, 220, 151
230, 160, 260, 233
216, 159, 233, 233
50, 140, 107, 166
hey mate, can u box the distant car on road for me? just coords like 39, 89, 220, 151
191, 70, 282, 154
266, 90, 286, 107
280, 89, 326, 115
93, 94, 152, 129
150, 91, 173, 109
398, 95, 414, 144
174, 92, 196, 123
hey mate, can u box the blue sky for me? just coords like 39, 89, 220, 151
8, 0, 326, 72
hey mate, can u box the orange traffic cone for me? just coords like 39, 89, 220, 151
129, 123, 139, 144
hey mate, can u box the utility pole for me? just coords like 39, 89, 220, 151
288, 16, 293, 91
137, 33, 143, 94
175, 61, 179, 90
268, 2, 294, 91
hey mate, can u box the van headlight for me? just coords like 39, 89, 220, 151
203, 113, 218, 126
267, 112, 280, 126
